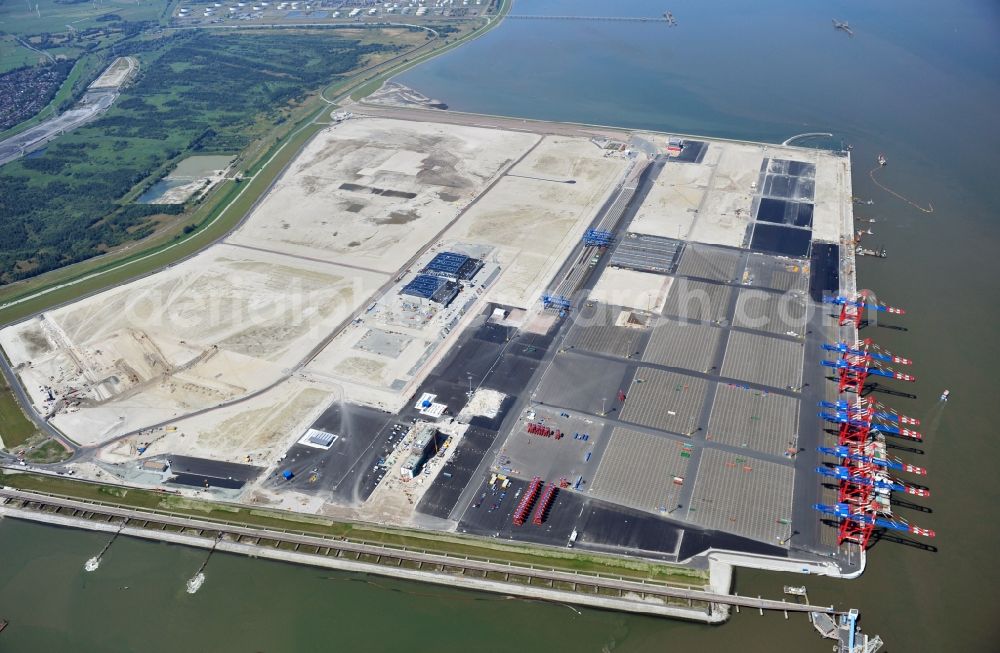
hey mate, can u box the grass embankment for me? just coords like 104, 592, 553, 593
0, 471, 707, 587
21, 437, 71, 463
0, 379, 38, 449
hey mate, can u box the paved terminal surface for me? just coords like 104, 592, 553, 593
676, 244, 743, 282
661, 277, 734, 323
165, 455, 262, 490
707, 384, 799, 456
619, 368, 710, 434
733, 288, 809, 336
643, 318, 723, 371
589, 427, 689, 514
721, 330, 804, 389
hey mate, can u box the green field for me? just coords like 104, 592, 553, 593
0, 378, 38, 449
0, 29, 400, 285
0, 0, 171, 37
0, 35, 43, 73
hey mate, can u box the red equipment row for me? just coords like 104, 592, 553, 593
527, 423, 562, 439
512, 476, 542, 526
532, 484, 558, 525
834, 404, 928, 549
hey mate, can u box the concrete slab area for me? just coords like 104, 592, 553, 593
590, 427, 690, 514
720, 331, 804, 390
643, 318, 723, 372
660, 278, 734, 324
707, 383, 800, 457
732, 288, 809, 337
620, 367, 709, 435
687, 448, 795, 546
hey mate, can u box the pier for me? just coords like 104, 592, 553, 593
507, 15, 671, 23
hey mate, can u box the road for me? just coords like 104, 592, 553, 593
0, 90, 117, 166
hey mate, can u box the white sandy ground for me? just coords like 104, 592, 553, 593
227, 118, 540, 272
629, 135, 846, 248
96, 377, 332, 467
446, 136, 628, 309
811, 155, 851, 242
457, 388, 506, 422
629, 149, 717, 240
589, 268, 675, 313
89, 56, 135, 89
1, 244, 385, 444
301, 245, 500, 412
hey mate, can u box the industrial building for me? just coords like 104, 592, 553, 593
400, 422, 440, 480
421, 251, 483, 282
400, 274, 460, 306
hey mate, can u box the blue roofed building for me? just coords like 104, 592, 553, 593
400, 274, 460, 306
421, 251, 483, 282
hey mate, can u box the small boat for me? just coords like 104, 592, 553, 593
878, 153, 887, 166
940, 389, 950, 402
0, 619, 8, 634
186, 572, 205, 594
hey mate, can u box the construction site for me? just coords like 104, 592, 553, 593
0, 106, 932, 622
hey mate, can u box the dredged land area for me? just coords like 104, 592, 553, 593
0, 104, 861, 584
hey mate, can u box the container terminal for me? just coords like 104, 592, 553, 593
0, 104, 932, 647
